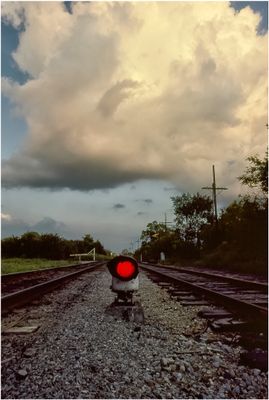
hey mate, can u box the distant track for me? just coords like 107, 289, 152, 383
1, 261, 105, 314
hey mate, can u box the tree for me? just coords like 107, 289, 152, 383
220, 195, 267, 256
39, 233, 65, 260
83, 234, 95, 251
171, 193, 213, 246
1, 232, 108, 260
238, 151, 268, 194
140, 221, 177, 261
94, 240, 106, 255
2, 236, 22, 258
140, 221, 167, 244
20, 232, 41, 258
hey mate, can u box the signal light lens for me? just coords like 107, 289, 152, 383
116, 261, 136, 279
107, 255, 139, 281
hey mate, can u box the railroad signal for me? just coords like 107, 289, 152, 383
106, 255, 144, 323
107, 255, 139, 303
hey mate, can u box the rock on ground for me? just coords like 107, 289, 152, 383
1, 268, 268, 399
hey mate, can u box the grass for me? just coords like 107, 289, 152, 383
1, 258, 77, 275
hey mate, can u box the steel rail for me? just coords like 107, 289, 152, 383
1, 262, 105, 314
139, 263, 268, 321
150, 264, 268, 291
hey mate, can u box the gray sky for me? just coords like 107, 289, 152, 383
1, 1, 268, 252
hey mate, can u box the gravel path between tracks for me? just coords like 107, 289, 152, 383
1, 268, 268, 399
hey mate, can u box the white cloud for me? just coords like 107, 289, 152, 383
1, 213, 12, 221
2, 2, 268, 198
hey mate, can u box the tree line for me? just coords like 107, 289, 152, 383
135, 152, 268, 275
1, 232, 108, 260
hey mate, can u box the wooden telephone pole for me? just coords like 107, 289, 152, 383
202, 165, 228, 224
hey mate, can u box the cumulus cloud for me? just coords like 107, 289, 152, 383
1, 215, 69, 238
32, 217, 67, 233
2, 2, 268, 197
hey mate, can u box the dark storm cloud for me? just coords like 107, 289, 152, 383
144, 199, 153, 204
137, 211, 147, 216
135, 199, 153, 204
2, 155, 160, 191
113, 203, 125, 209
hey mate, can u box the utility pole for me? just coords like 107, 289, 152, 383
136, 238, 143, 262
161, 212, 173, 230
202, 165, 228, 224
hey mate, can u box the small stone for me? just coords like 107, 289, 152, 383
23, 348, 36, 358
187, 365, 194, 374
212, 355, 221, 363
233, 386, 241, 395
170, 364, 176, 372
242, 372, 249, 381
16, 369, 28, 379
253, 369, 261, 376
172, 372, 182, 382
228, 369, 235, 378
179, 364, 186, 373
161, 357, 174, 366
161, 357, 169, 366
223, 383, 231, 392
162, 366, 172, 372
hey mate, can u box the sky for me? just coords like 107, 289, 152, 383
1, 1, 268, 253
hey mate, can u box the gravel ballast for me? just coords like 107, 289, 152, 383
1, 268, 268, 399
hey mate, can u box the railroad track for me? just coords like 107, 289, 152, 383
2, 261, 102, 295
139, 263, 268, 333
1, 261, 105, 314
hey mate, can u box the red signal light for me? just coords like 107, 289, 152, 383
107, 255, 139, 281
116, 261, 136, 279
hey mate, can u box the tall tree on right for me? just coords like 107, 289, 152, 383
171, 193, 213, 247
238, 150, 268, 195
